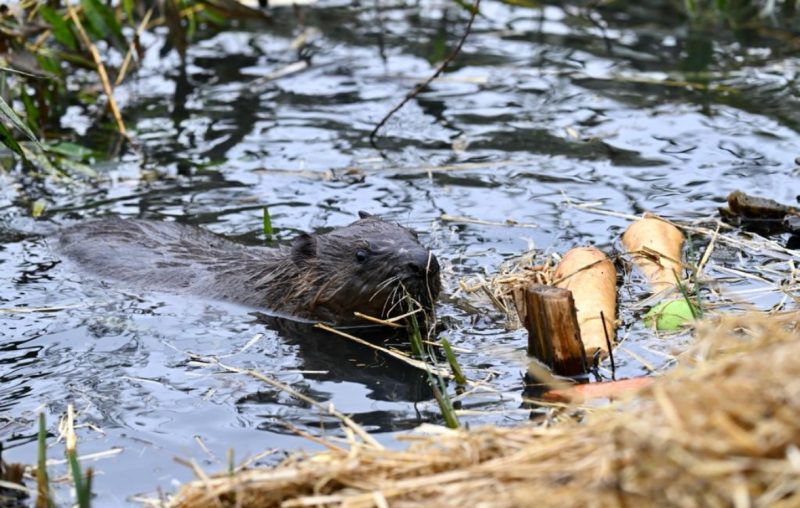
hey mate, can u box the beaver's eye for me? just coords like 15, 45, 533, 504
355, 249, 369, 263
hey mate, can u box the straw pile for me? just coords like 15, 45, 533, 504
170, 312, 800, 508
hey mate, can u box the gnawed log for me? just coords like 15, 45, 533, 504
520, 284, 587, 376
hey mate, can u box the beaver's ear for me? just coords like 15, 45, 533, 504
358, 211, 373, 219
291, 233, 317, 263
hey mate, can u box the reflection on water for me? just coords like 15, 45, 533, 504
1, 0, 799, 504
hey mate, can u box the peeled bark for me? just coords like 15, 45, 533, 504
622, 216, 685, 293
554, 247, 617, 358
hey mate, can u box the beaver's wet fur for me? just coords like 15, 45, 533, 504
57, 212, 441, 325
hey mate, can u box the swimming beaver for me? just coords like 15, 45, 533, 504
57, 212, 441, 325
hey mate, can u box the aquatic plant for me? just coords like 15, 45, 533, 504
0, 0, 267, 174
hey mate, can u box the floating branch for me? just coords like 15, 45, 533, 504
368, 0, 481, 148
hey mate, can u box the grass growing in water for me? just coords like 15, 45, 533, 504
35, 407, 94, 508
406, 298, 461, 429
35, 414, 53, 508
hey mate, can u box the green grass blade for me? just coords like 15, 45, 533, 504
430, 378, 459, 429
20, 89, 40, 133
45, 141, 95, 161
80, 0, 127, 52
122, 0, 135, 25
673, 269, 700, 319
262, 206, 273, 238
68, 450, 86, 507
440, 338, 466, 385
84, 469, 94, 507
68, 449, 91, 508
0, 94, 41, 147
406, 306, 424, 358
0, 121, 25, 158
40, 6, 78, 51
36, 414, 53, 508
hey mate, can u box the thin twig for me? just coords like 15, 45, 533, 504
68, 7, 129, 139
185, 352, 383, 449
352, 312, 404, 328
315, 323, 453, 379
601, 310, 615, 380
368, 0, 481, 148
115, 6, 155, 86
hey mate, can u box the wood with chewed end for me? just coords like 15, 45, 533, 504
553, 247, 617, 359
622, 216, 685, 294
521, 284, 587, 377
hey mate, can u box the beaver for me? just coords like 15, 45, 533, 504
57, 212, 441, 325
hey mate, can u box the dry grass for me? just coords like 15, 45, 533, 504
169, 311, 800, 508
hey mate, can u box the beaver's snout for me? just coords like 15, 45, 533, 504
400, 250, 440, 278
396, 249, 441, 312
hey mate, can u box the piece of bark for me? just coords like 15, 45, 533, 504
622, 216, 684, 293
554, 247, 617, 358
541, 377, 653, 403
521, 284, 587, 376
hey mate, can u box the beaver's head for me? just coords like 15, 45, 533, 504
290, 211, 441, 325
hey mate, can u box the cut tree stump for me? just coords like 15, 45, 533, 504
521, 284, 588, 376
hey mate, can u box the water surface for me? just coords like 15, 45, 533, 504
1, 1, 799, 505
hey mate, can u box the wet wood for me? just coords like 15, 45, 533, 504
726, 190, 799, 219
521, 284, 587, 376
554, 247, 617, 358
541, 377, 653, 403
622, 216, 685, 293
719, 190, 800, 236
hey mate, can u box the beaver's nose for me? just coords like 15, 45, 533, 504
405, 251, 440, 277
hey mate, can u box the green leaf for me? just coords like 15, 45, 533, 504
441, 338, 466, 385
21, 144, 60, 176
123, 0, 135, 25
200, 7, 228, 26
46, 141, 95, 161
262, 206, 273, 237
80, 0, 127, 52
0, 122, 25, 158
36, 53, 63, 81
0, 94, 41, 147
40, 6, 78, 51
186, 8, 197, 42
32, 199, 46, 218
20, 88, 40, 132
644, 299, 697, 331
57, 157, 98, 178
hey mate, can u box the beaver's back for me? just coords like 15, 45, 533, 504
58, 218, 282, 305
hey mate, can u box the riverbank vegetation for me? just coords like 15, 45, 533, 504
0, 0, 268, 177
168, 312, 800, 507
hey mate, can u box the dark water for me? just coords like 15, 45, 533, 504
1, 1, 799, 505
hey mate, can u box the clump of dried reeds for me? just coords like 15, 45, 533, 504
169, 311, 800, 508
458, 250, 558, 329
